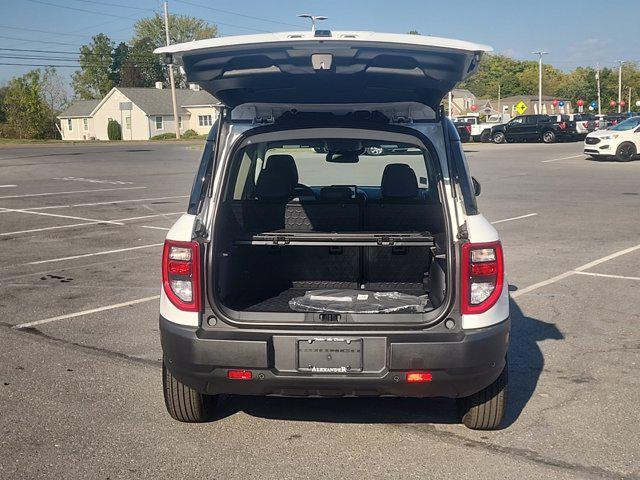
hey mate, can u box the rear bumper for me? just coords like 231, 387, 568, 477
160, 316, 510, 399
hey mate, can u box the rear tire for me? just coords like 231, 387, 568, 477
457, 364, 508, 430
480, 130, 492, 143
163, 361, 218, 422
492, 132, 506, 144
542, 130, 556, 143
615, 142, 636, 162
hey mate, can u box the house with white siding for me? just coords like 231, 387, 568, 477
58, 84, 220, 141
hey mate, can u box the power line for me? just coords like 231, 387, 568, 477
24, 0, 143, 20
0, 35, 82, 47
173, 0, 303, 28
0, 24, 96, 38
69, 0, 155, 11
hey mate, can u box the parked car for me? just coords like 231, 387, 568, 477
584, 115, 640, 161
491, 114, 575, 143
569, 113, 597, 138
155, 30, 509, 430
452, 118, 472, 142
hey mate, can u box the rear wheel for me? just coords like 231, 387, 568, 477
480, 130, 492, 143
366, 146, 384, 156
163, 361, 218, 422
457, 363, 508, 430
542, 130, 556, 143
492, 132, 506, 144
615, 142, 636, 162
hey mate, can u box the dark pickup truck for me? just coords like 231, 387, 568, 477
491, 114, 579, 144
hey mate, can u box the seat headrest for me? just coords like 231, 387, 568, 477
320, 186, 354, 200
266, 154, 298, 185
381, 164, 419, 199
255, 169, 293, 201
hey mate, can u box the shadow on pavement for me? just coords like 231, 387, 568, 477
214, 291, 563, 428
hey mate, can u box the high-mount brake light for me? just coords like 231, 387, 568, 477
460, 241, 504, 315
162, 240, 201, 312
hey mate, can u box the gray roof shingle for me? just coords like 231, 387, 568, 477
58, 99, 100, 118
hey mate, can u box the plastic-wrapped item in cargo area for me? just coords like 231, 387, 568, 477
288, 289, 430, 314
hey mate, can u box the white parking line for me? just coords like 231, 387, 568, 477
574, 271, 640, 281
13, 295, 160, 329
0, 195, 188, 213
491, 213, 538, 224
541, 155, 584, 163
140, 225, 170, 231
26, 243, 163, 265
0, 184, 17, 188
512, 243, 640, 298
0, 212, 182, 236
0, 186, 145, 200
0, 207, 124, 225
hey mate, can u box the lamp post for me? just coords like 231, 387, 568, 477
532, 51, 548, 114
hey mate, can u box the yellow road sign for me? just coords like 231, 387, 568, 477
515, 100, 528, 115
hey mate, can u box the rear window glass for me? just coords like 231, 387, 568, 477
226, 138, 434, 201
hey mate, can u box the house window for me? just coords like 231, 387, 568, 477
83, 118, 88, 131
178, 116, 183, 129
198, 115, 212, 127
155, 116, 163, 130
125, 117, 131, 130
67, 119, 72, 131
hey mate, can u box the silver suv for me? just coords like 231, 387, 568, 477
156, 30, 510, 430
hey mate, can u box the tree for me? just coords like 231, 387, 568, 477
107, 119, 122, 140
3, 70, 52, 139
41, 67, 68, 138
132, 13, 217, 86
0, 85, 7, 123
407, 30, 420, 35
72, 34, 116, 99
119, 37, 163, 88
110, 42, 130, 87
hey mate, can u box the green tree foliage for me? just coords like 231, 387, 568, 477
2, 69, 53, 139
107, 119, 122, 140
0, 85, 8, 123
72, 34, 117, 99
119, 37, 163, 88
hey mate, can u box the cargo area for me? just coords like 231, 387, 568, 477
210, 134, 449, 321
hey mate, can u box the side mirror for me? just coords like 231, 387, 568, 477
472, 177, 481, 197
635, 126, 640, 133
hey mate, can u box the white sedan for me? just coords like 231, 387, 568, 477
584, 116, 640, 161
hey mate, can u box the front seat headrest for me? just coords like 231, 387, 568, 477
266, 154, 298, 185
255, 169, 293, 201
381, 163, 419, 199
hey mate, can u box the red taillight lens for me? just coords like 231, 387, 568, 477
460, 241, 504, 315
162, 240, 201, 312
582, 121, 589, 128
406, 372, 433, 383
227, 370, 252, 380
465, 125, 472, 134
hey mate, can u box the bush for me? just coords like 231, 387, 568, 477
151, 132, 176, 140
107, 119, 122, 140
182, 129, 198, 138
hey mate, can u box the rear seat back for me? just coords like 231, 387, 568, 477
365, 163, 443, 233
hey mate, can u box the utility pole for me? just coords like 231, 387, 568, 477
595, 65, 601, 116
164, 1, 180, 139
448, 91, 452, 117
497, 83, 501, 119
629, 87, 632, 113
618, 61, 624, 114
532, 51, 548, 114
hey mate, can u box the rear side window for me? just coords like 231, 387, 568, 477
187, 121, 218, 214
450, 140, 478, 215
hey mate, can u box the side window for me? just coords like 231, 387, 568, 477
67, 118, 72, 131
450, 140, 478, 215
155, 116, 163, 130
187, 121, 219, 215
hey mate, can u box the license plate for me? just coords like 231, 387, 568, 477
297, 338, 363, 373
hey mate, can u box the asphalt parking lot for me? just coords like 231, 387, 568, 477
1, 140, 639, 479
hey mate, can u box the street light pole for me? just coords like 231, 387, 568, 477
532, 51, 548, 114
164, 0, 181, 139
595, 65, 602, 116
618, 61, 624, 114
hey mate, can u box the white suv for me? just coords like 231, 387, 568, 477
155, 31, 510, 430
584, 116, 640, 161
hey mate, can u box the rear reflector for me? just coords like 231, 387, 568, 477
227, 370, 252, 380
406, 372, 433, 383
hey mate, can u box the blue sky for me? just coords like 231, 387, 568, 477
1, 0, 639, 87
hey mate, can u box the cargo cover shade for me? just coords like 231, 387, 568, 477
155, 31, 491, 109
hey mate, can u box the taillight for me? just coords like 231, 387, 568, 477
162, 240, 201, 312
559, 122, 567, 130
582, 121, 589, 128
460, 241, 504, 315
465, 125, 471, 134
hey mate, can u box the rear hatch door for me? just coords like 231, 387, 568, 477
155, 31, 491, 109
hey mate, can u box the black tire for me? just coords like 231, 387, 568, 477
492, 131, 506, 144
615, 142, 636, 162
457, 364, 508, 430
480, 130, 492, 143
542, 130, 556, 143
163, 361, 218, 422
